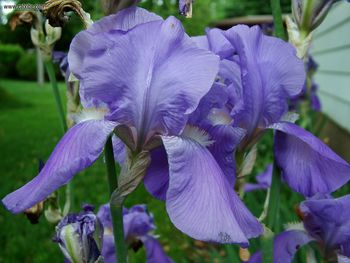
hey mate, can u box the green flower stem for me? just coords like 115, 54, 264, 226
105, 136, 127, 263
264, 162, 281, 263
261, 229, 274, 263
44, 60, 68, 133
265, 0, 285, 233
265, 162, 281, 232
44, 59, 72, 215
270, 0, 286, 40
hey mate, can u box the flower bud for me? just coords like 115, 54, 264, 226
30, 20, 62, 59
45, 20, 62, 45
292, 0, 342, 35
286, 15, 313, 58
55, 205, 104, 263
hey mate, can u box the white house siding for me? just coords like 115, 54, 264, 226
311, 1, 350, 132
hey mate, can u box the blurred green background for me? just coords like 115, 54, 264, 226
1, 0, 349, 263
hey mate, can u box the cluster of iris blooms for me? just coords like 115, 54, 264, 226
54, 204, 172, 263
2, 0, 350, 262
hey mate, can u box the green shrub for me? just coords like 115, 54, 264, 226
0, 44, 24, 78
16, 52, 37, 80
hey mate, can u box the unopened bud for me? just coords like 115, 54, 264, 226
286, 16, 312, 59
55, 205, 103, 263
291, 0, 342, 35
30, 20, 62, 59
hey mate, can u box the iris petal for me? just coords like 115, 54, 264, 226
144, 236, 173, 263
2, 120, 117, 213
271, 122, 350, 196
207, 125, 245, 185
68, 7, 162, 79
274, 230, 313, 263
144, 147, 169, 201
72, 16, 219, 146
300, 194, 350, 248
224, 25, 305, 136
162, 136, 262, 245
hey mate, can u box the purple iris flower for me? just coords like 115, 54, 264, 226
245, 230, 313, 263
2, 7, 263, 245
244, 164, 272, 193
54, 205, 104, 263
192, 25, 350, 197
97, 204, 173, 263
247, 194, 350, 263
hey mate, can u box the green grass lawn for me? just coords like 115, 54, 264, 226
1, 79, 349, 263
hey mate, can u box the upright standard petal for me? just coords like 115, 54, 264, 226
271, 122, 350, 196
274, 230, 313, 263
68, 7, 161, 79
224, 25, 305, 137
192, 28, 235, 60
205, 28, 235, 60
2, 120, 117, 213
78, 17, 219, 145
162, 136, 262, 245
